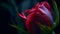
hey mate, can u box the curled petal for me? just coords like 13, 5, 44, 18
18, 12, 26, 21
42, 1, 51, 11
25, 9, 36, 15
33, 1, 51, 12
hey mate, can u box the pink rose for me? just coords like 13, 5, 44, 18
18, 1, 53, 34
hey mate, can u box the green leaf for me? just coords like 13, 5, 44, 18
8, 0, 19, 14
38, 23, 51, 34
9, 24, 28, 34
52, 0, 59, 27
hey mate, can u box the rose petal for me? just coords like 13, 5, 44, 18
25, 12, 41, 34
18, 12, 26, 21
38, 5, 53, 25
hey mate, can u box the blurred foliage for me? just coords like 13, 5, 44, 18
1, 0, 59, 34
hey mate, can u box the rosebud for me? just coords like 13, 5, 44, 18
18, 1, 53, 34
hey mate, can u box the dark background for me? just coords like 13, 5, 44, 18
0, 0, 60, 34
